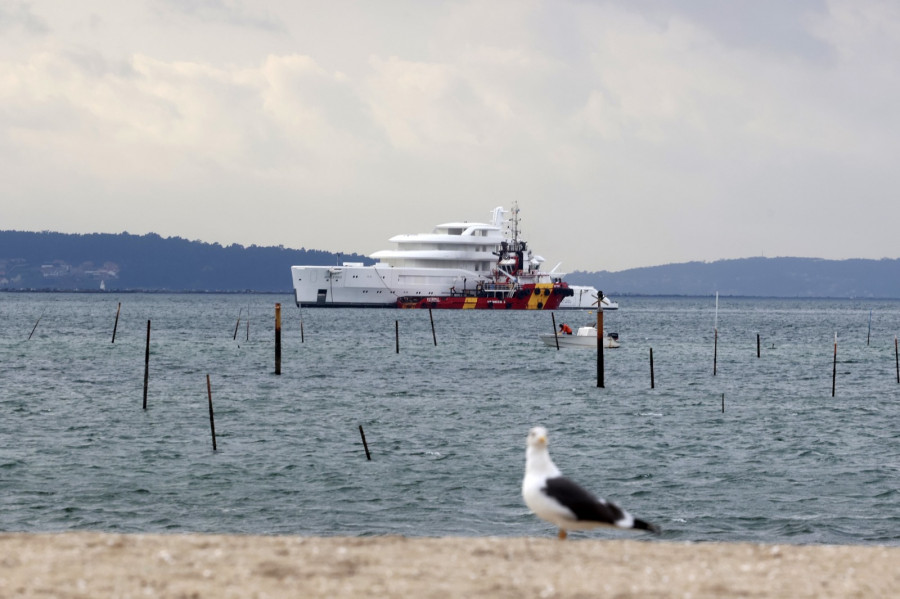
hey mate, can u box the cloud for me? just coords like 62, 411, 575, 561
151, 0, 287, 33
611, 0, 833, 62
365, 56, 493, 150
0, 1, 49, 34
0, 48, 378, 194
2, 0, 900, 269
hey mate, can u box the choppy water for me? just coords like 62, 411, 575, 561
1, 293, 898, 544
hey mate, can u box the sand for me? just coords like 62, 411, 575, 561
1, 532, 897, 598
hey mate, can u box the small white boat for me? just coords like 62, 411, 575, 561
540, 327, 620, 348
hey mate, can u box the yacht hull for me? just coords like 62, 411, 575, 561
292, 264, 487, 308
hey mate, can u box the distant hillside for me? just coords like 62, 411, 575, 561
0, 230, 372, 292
566, 257, 900, 298
2, 231, 898, 297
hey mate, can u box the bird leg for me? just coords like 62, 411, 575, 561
557, 529, 567, 540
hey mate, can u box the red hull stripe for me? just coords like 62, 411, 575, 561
396, 284, 570, 310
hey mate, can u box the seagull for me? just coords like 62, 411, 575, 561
522, 426, 660, 539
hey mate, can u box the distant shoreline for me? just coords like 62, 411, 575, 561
4, 230, 900, 297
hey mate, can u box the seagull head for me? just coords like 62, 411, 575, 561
527, 426, 549, 450
525, 426, 560, 478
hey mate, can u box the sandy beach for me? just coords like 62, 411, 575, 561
1, 532, 897, 598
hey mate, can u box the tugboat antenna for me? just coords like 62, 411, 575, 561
512, 202, 529, 255
510, 202, 520, 244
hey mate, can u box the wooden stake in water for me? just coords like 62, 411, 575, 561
206, 374, 217, 451
551, 313, 560, 350
596, 309, 604, 388
112, 302, 121, 343
715, 292, 719, 327
358, 425, 371, 460
300, 313, 305, 344
714, 328, 718, 376
832, 332, 837, 398
245, 305, 250, 342
143, 320, 151, 410
894, 335, 900, 383
274, 303, 282, 375
429, 308, 437, 346
233, 308, 242, 340
650, 347, 655, 389
721, 393, 725, 413
713, 292, 719, 376
395, 320, 399, 354
28, 310, 45, 341
757, 333, 760, 358
867, 309, 872, 346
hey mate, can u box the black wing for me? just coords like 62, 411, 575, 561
542, 476, 625, 525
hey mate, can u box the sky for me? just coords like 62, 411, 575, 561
2, 0, 899, 272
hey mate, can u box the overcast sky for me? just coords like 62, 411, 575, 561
2, 0, 898, 271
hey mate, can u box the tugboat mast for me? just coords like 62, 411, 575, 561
506, 202, 527, 254
509, 202, 520, 245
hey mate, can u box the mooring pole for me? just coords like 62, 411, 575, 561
867, 310, 872, 346
596, 310, 604, 388
28, 310, 44, 341
274, 303, 282, 375
713, 292, 718, 376
650, 347, 655, 389
429, 308, 437, 346
713, 328, 718, 376
143, 320, 151, 410
832, 333, 837, 398
359, 425, 371, 460
112, 302, 121, 343
551, 313, 560, 350
206, 374, 217, 451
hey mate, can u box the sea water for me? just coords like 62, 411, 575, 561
0, 293, 898, 544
